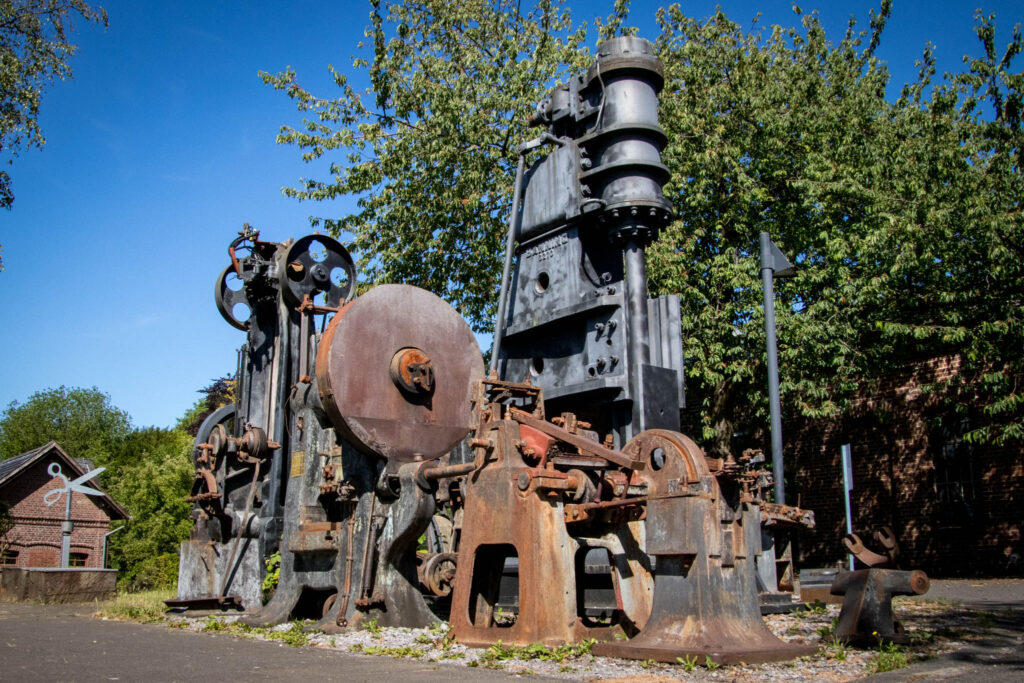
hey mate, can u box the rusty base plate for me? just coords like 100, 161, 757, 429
594, 637, 816, 666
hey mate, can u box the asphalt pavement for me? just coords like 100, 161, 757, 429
1, 579, 1021, 682
0, 602, 558, 682
864, 579, 1024, 682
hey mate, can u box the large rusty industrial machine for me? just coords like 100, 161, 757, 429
173, 36, 815, 664
449, 36, 812, 664
171, 228, 482, 629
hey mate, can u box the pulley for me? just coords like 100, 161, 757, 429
315, 284, 484, 462
280, 234, 356, 308
214, 265, 251, 331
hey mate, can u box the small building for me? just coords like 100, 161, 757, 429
0, 442, 128, 569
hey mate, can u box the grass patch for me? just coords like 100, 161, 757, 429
803, 600, 828, 614
350, 643, 425, 658
868, 642, 908, 673
676, 654, 699, 671
95, 589, 175, 623
818, 635, 849, 661
478, 639, 595, 665
267, 622, 309, 647
363, 615, 382, 637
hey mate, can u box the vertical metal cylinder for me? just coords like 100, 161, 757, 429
625, 239, 650, 373
489, 153, 527, 376
760, 232, 785, 504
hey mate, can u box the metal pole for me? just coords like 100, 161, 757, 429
489, 152, 527, 376
625, 239, 651, 437
102, 525, 125, 569
61, 487, 72, 568
760, 232, 786, 504
624, 239, 651, 369
841, 443, 855, 570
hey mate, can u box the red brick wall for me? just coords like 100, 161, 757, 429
786, 356, 1024, 577
1, 458, 113, 569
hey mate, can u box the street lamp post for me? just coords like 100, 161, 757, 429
759, 232, 795, 504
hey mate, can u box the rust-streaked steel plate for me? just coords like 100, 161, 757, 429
316, 284, 484, 462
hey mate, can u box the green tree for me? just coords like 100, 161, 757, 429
0, 0, 107, 267
176, 375, 234, 436
649, 3, 1023, 452
0, 385, 132, 465
267, 1, 1022, 452
261, 0, 594, 329
105, 427, 193, 590
0, 385, 201, 587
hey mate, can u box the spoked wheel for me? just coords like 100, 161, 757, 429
280, 234, 356, 308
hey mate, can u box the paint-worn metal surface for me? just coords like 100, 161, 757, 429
448, 378, 814, 664
177, 227, 357, 611
175, 230, 484, 629
317, 285, 483, 463
171, 35, 820, 667
832, 568, 930, 645
831, 528, 930, 644
495, 36, 682, 449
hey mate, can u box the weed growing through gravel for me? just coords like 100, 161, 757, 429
268, 622, 310, 647
363, 615, 382, 637
909, 629, 937, 646
476, 639, 596, 665
975, 611, 996, 629
803, 600, 828, 614
869, 641, 908, 673
677, 654, 699, 671
201, 616, 230, 632
814, 615, 839, 639
350, 643, 425, 658
818, 635, 849, 661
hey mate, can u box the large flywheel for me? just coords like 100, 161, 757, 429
315, 284, 484, 462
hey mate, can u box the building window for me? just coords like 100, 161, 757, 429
1, 550, 18, 565
68, 552, 88, 568
934, 416, 976, 524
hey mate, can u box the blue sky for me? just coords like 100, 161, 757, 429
1, 1, 1019, 429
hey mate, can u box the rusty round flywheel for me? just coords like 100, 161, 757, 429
315, 284, 484, 462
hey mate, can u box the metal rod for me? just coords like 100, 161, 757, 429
61, 487, 72, 568
760, 231, 786, 504
624, 239, 650, 436
420, 462, 477, 481
102, 525, 125, 569
489, 152, 527, 376
841, 443, 855, 571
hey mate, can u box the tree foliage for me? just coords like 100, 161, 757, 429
261, 0, 596, 328
105, 427, 193, 590
0, 0, 107, 267
176, 375, 235, 436
649, 3, 1023, 451
0, 385, 131, 464
267, 1, 1022, 451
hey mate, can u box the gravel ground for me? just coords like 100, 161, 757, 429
154, 597, 1008, 682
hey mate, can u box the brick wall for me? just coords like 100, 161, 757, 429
1, 458, 113, 569
786, 356, 1023, 577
